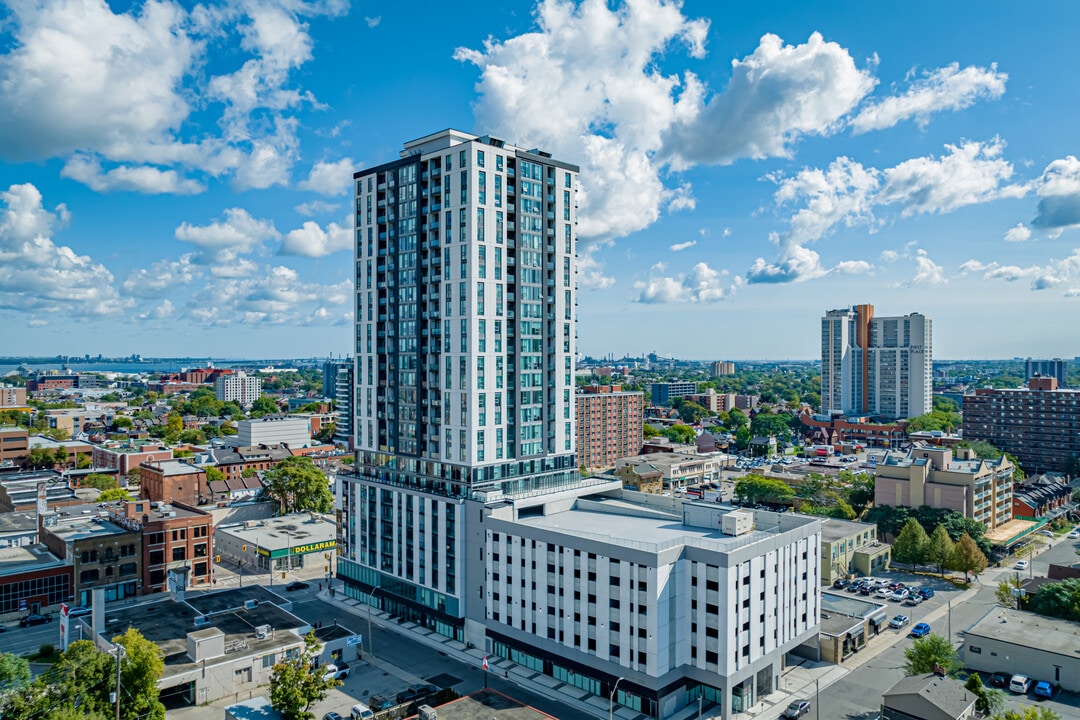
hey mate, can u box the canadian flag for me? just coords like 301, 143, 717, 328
482, 655, 489, 671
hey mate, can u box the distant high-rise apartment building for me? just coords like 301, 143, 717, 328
650, 381, 698, 406
323, 358, 354, 448
820, 304, 931, 420
214, 370, 261, 405
575, 385, 643, 470
963, 376, 1080, 473
1025, 358, 1068, 387
339, 129, 581, 641
711, 361, 735, 376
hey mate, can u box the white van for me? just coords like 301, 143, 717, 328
1009, 674, 1031, 694
351, 703, 374, 720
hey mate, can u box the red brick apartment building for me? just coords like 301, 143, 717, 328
575, 385, 644, 471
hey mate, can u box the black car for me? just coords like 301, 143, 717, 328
989, 672, 1011, 688
398, 683, 437, 704
846, 581, 864, 593
284, 581, 310, 591
832, 578, 851, 589
20, 613, 52, 627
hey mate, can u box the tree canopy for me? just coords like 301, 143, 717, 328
0, 652, 31, 693
926, 525, 955, 576
892, 517, 930, 570
950, 533, 988, 581
82, 473, 118, 491
734, 475, 794, 506
252, 395, 281, 416
662, 423, 697, 445
270, 630, 339, 720
1027, 577, 1080, 622
262, 456, 333, 514
903, 633, 960, 676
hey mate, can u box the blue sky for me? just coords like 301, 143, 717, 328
2, 0, 1080, 360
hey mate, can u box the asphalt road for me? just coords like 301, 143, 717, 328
282, 586, 596, 720
815, 535, 1080, 720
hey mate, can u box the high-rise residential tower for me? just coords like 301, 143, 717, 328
820, 304, 932, 420
322, 358, 354, 449
338, 130, 580, 640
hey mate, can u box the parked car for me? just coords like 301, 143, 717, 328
903, 594, 924, 607
859, 585, 874, 596
847, 581, 865, 594
917, 588, 936, 599
781, 700, 811, 718
1068, 529, 1080, 539
67, 606, 92, 618
1014, 560, 1029, 571
19, 614, 52, 628
350, 703, 374, 720
1034, 681, 1053, 700
369, 695, 395, 711
832, 578, 851, 589
1009, 674, 1031, 694
890, 589, 910, 602
322, 662, 350, 681
889, 615, 910, 629
285, 581, 310, 591
875, 587, 892, 599
989, 672, 1010, 688
324, 713, 344, 720
1038, 530, 1055, 538
909, 622, 931, 638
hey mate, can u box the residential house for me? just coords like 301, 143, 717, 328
880, 673, 976, 720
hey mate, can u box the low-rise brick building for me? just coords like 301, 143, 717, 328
40, 504, 142, 606
140, 459, 209, 506
111, 500, 214, 594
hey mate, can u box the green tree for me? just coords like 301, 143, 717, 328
82, 473, 118, 491
995, 577, 1025, 609
252, 395, 280, 415
643, 424, 661, 439
112, 627, 166, 720
270, 630, 339, 720
950, 533, 988, 582
903, 633, 960, 675
112, 416, 133, 430
734, 475, 795, 506
178, 428, 207, 444
864, 504, 912, 539
26, 447, 55, 469
672, 399, 709, 425
0, 651, 31, 692
165, 413, 183, 436
50, 640, 114, 716
993, 709, 1062, 720
926, 525, 955, 576
98, 488, 133, 502
662, 423, 697, 444
727, 408, 748, 431
734, 425, 751, 451
1028, 577, 1080, 621
261, 456, 333, 514
749, 412, 792, 440
314, 422, 337, 444
76, 452, 91, 469
206, 465, 226, 483
842, 472, 876, 516
892, 517, 930, 571
965, 672, 1005, 716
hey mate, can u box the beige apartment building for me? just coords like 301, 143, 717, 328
874, 444, 1014, 530
0, 386, 27, 408
614, 450, 735, 493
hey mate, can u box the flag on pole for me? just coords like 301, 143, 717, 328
482, 655, 489, 671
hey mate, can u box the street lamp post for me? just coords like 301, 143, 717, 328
365, 587, 379, 658
609, 677, 626, 720
815, 675, 820, 720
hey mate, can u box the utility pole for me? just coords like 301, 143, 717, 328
112, 644, 126, 720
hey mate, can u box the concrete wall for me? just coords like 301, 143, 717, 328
962, 633, 1080, 692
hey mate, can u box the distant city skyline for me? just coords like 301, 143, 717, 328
2, 1, 1080, 358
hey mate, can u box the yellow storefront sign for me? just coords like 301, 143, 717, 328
291, 540, 336, 555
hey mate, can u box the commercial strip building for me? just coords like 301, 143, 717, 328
216, 513, 336, 574
818, 591, 889, 664
820, 304, 932, 421
614, 451, 735, 493
962, 607, 1080, 693
575, 385, 643, 471
963, 376, 1080, 473
0, 543, 72, 619
874, 444, 1014, 531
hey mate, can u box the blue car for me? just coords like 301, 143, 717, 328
918, 588, 935, 599
1034, 681, 1053, 700
909, 622, 931, 638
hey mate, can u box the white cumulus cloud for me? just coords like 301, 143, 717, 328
634, 261, 741, 303
0, 183, 128, 318
851, 62, 1007, 133
1032, 156, 1080, 234
1004, 223, 1032, 242
280, 219, 352, 258
669, 240, 696, 252
891, 249, 946, 287
298, 158, 356, 196
175, 207, 280, 273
